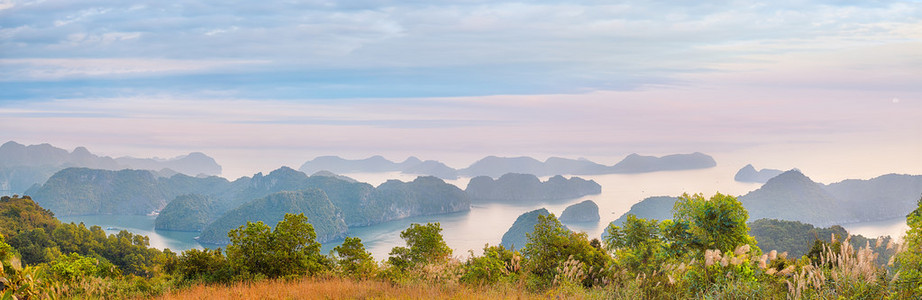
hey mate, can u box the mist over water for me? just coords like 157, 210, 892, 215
55, 152, 913, 260
332, 165, 762, 260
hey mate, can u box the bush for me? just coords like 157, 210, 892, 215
892, 195, 922, 297
175, 248, 232, 283
333, 237, 377, 279
387, 223, 452, 270
460, 244, 519, 285
672, 193, 756, 254
226, 213, 327, 279
48, 252, 103, 282
522, 214, 611, 289
604, 215, 669, 276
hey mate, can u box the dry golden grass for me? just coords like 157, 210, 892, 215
154, 277, 567, 300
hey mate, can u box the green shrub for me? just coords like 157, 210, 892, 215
333, 237, 377, 279
387, 223, 452, 270
892, 195, 922, 297
48, 252, 103, 282
175, 248, 232, 283
460, 244, 519, 285
226, 213, 327, 278
522, 214, 611, 289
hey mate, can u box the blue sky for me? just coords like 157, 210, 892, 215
1, 0, 920, 178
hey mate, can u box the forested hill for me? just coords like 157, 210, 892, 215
740, 170, 852, 226
197, 189, 348, 244
748, 218, 897, 263
610, 170, 922, 228
2, 192, 921, 299
0, 195, 172, 277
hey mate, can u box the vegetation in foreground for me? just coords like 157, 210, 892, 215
2, 192, 922, 299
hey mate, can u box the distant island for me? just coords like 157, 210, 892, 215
608, 170, 922, 228
740, 170, 852, 226
26, 165, 470, 245
501, 208, 567, 250
559, 200, 600, 223
607, 152, 716, 174
154, 194, 219, 232
198, 189, 348, 244
609, 196, 678, 226
734, 164, 785, 183
465, 173, 601, 204
27, 168, 172, 215
114, 152, 222, 177
299, 155, 458, 179
0, 141, 222, 194
297, 152, 717, 179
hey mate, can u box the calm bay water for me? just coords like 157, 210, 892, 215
57, 214, 204, 252
57, 165, 912, 260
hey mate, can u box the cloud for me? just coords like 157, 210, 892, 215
0, 58, 269, 80
2, 86, 919, 178
1, 0, 919, 99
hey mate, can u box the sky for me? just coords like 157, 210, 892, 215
1, 0, 920, 180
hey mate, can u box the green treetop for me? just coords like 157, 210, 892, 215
388, 223, 452, 270
672, 192, 757, 254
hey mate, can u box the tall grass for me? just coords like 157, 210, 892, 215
155, 277, 576, 300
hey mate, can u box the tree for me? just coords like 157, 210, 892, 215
672, 193, 756, 254
226, 213, 325, 278
388, 223, 451, 270
175, 248, 231, 283
461, 244, 519, 285
604, 214, 668, 275
523, 214, 610, 287
893, 195, 922, 297
271, 213, 325, 276
333, 237, 377, 278
48, 253, 101, 282
0, 233, 14, 262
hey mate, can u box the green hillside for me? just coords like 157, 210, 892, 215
197, 189, 347, 244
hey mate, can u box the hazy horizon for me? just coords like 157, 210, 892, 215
1, 1, 920, 182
